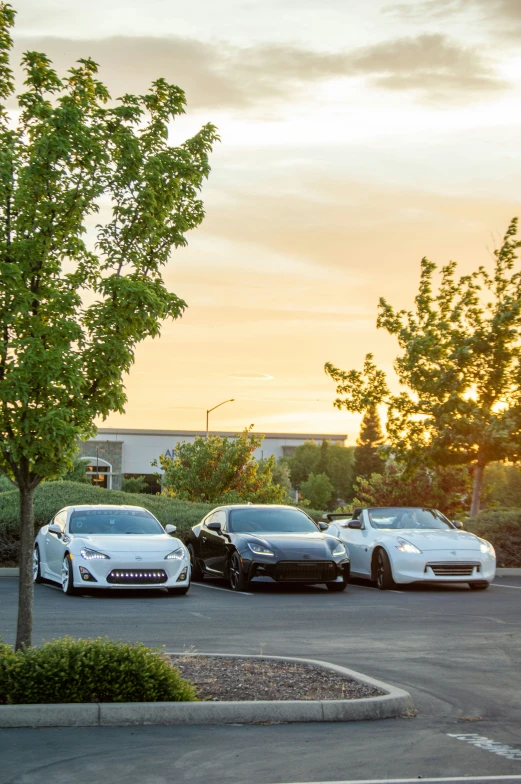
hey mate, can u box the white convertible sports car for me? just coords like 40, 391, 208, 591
33, 505, 191, 595
326, 506, 496, 590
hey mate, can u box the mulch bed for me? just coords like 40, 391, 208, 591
170, 655, 383, 702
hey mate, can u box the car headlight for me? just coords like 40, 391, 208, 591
332, 542, 347, 556
165, 548, 185, 560
480, 540, 495, 556
80, 548, 110, 560
247, 542, 275, 556
395, 538, 422, 554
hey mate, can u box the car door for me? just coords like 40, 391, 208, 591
201, 511, 228, 575
337, 510, 373, 577
45, 510, 68, 577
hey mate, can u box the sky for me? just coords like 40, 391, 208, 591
11, 0, 521, 441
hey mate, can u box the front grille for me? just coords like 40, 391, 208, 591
274, 561, 336, 581
426, 562, 479, 577
107, 569, 168, 585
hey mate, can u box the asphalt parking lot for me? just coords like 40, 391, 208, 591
1, 574, 520, 784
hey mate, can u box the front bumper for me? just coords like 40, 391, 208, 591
244, 557, 350, 584
390, 549, 496, 584
72, 555, 191, 589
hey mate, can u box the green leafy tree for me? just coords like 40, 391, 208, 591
484, 463, 521, 508
259, 457, 293, 501
156, 428, 287, 504
0, 5, 217, 648
55, 455, 90, 484
351, 461, 472, 519
326, 219, 521, 518
353, 404, 385, 479
286, 441, 354, 502
121, 475, 148, 494
300, 472, 334, 510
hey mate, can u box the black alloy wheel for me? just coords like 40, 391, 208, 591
188, 544, 204, 581
326, 580, 347, 592
469, 581, 489, 590
229, 551, 248, 592
375, 549, 396, 590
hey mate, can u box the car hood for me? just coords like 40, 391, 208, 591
242, 532, 342, 558
381, 529, 482, 551
70, 534, 182, 554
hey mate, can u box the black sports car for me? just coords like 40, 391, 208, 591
186, 504, 350, 592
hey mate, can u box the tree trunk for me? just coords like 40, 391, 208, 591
15, 486, 35, 650
470, 460, 486, 518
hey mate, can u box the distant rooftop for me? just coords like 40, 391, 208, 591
96, 428, 347, 440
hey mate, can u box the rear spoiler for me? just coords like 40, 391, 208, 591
322, 512, 353, 522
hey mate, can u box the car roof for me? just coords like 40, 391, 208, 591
212, 504, 306, 511
60, 505, 150, 512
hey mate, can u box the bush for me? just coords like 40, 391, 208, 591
0, 637, 198, 704
465, 509, 521, 568
300, 473, 334, 510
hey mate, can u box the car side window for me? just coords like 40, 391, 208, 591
54, 510, 67, 533
213, 511, 227, 530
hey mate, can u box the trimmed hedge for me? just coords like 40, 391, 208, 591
0, 637, 198, 704
0, 481, 326, 565
465, 509, 521, 568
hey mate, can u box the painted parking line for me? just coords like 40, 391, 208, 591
492, 583, 521, 590
269, 776, 521, 784
191, 581, 254, 596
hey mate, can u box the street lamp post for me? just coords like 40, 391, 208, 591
206, 399, 235, 438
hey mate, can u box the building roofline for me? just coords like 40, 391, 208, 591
94, 428, 347, 440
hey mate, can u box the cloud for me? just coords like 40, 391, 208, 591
385, 0, 521, 38
9, 31, 507, 112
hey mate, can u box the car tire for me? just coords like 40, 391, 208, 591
187, 544, 204, 581
62, 554, 78, 596
375, 548, 396, 590
469, 581, 489, 590
33, 545, 43, 584
229, 551, 248, 592
168, 585, 190, 596
326, 581, 347, 592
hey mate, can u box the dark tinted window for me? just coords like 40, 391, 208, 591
229, 508, 318, 534
70, 508, 164, 535
368, 508, 451, 530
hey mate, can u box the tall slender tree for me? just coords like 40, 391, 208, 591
353, 404, 385, 479
326, 219, 521, 517
0, 4, 217, 648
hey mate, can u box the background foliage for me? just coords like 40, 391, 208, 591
285, 441, 355, 506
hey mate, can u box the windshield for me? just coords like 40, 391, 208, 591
69, 509, 164, 535
229, 508, 319, 534
368, 508, 452, 530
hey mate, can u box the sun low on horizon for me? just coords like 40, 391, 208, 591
13, 0, 521, 442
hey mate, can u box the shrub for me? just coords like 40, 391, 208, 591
0, 637, 198, 705
465, 509, 521, 568
300, 473, 334, 510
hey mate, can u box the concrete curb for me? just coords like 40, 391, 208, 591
2, 567, 521, 577
0, 653, 414, 728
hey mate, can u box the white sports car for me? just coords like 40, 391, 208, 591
326, 506, 496, 590
33, 505, 191, 596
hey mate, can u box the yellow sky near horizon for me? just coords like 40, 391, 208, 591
11, 0, 521, 442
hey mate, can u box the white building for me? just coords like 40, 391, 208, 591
79, 428, 347, 492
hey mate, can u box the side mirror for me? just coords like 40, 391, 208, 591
347, 520, 363, 530
452, 520, 464, 530
48, 523, 62, 535
206, 521, 222, 532
317, 521, 328, 531
165, 524, 177, 534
